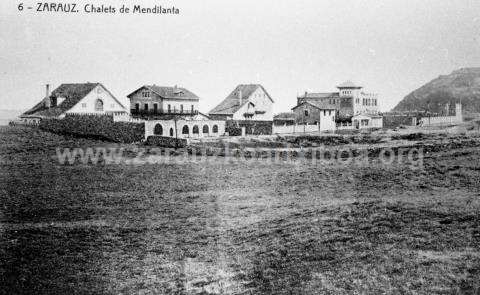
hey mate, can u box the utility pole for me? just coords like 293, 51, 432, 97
174, 116, 178, 150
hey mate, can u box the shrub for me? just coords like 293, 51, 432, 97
145, 136, 187, 148
225, 120, 273, 136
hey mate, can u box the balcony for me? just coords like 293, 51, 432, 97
130, 109, 199, 119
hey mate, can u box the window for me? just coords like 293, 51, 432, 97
180, 104, 184, 113
193, 125, 199, 134
135, 103, 139, 111
329, 110, 331, 116
144, 103, 149, 111
154, 124, 163, 135
169, 128, 174, 137
95, 99, 104, 111
212, 125, 218, 133
182, 125, 189, 135
304, 110, 309, 117
191, 105, 194, 113
168, 104, 171, 113
323, 110, 326, 116
142, 91, 150, 98
203, 125, 209, 134
81, 103, 87, 108
153, 103, 158, 113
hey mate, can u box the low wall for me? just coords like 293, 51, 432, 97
145, 119, 226, 139
336, 122, 354, 130
419, 115, 462, 126
39, 114, 145, 143
273, 123, 321, 134
145, 136, 188, 148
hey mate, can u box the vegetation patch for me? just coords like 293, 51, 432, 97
39, 114, 145, 143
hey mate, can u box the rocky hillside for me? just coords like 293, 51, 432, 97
393, 68, 480, 115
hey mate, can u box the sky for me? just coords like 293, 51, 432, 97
1, 0, 480, 113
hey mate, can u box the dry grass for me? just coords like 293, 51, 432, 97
0, 126, 480, 294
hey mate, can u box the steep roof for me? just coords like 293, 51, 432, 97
127, 85, 199, 100
337, 81, 362, 89
22, 83, 102, 118
209, 84, 274, 115
292, 101, 337, 111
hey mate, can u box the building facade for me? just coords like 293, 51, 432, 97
20, 83, 127, 123
209, 84, 274, 121
127, 85, 200, 118
144, 119, 226, 139
297, 81, 380, 118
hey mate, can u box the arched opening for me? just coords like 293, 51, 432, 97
154, 124, 163, 135
95, 99, 104, 111
182, 125, 189, 135
202, 125, 209, 134
212, 125, 218, 133
169, 128, 174, 137
193, 125, 199, 134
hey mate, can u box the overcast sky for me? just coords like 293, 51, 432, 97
1, 0, 479, 113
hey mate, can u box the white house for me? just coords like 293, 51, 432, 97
127, 85, 201, 118
20, 83, 127, 123
209, 84, 274, 121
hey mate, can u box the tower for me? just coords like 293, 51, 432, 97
336, 81, 363, 116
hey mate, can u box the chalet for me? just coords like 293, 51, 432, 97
127, 85, 206, 119
209, 84, 274, 121
295, 81, 383, 129
297, 81, 380, 118
20, 83, 127, 124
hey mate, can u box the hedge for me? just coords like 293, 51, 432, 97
145, 135, 187, 148
383, 115, 418, 129
39, 114, 145, 143
225, 120, 273, 136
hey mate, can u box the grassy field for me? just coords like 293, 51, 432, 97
1, 126, 480, 294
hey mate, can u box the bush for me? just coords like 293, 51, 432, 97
145, 136, 187, 148
225, 120, 273, 136
39, 114, 145, 143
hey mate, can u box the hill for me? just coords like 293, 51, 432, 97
393, 68, 480, 115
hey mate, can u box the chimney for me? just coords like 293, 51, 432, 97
44, 84, 51, 108
238, 89, 242, 105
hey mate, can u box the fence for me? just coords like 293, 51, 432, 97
336, 122, 354, 130
419, 115, 462, 126
273, 123, 321, 134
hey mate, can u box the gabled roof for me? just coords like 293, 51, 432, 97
336, 81, 362, 89
22, 83, 103, 118
209, 84, 274, 115
300, 92, 339, 99
127, 85, 199, 100
292, 101, 337, 111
